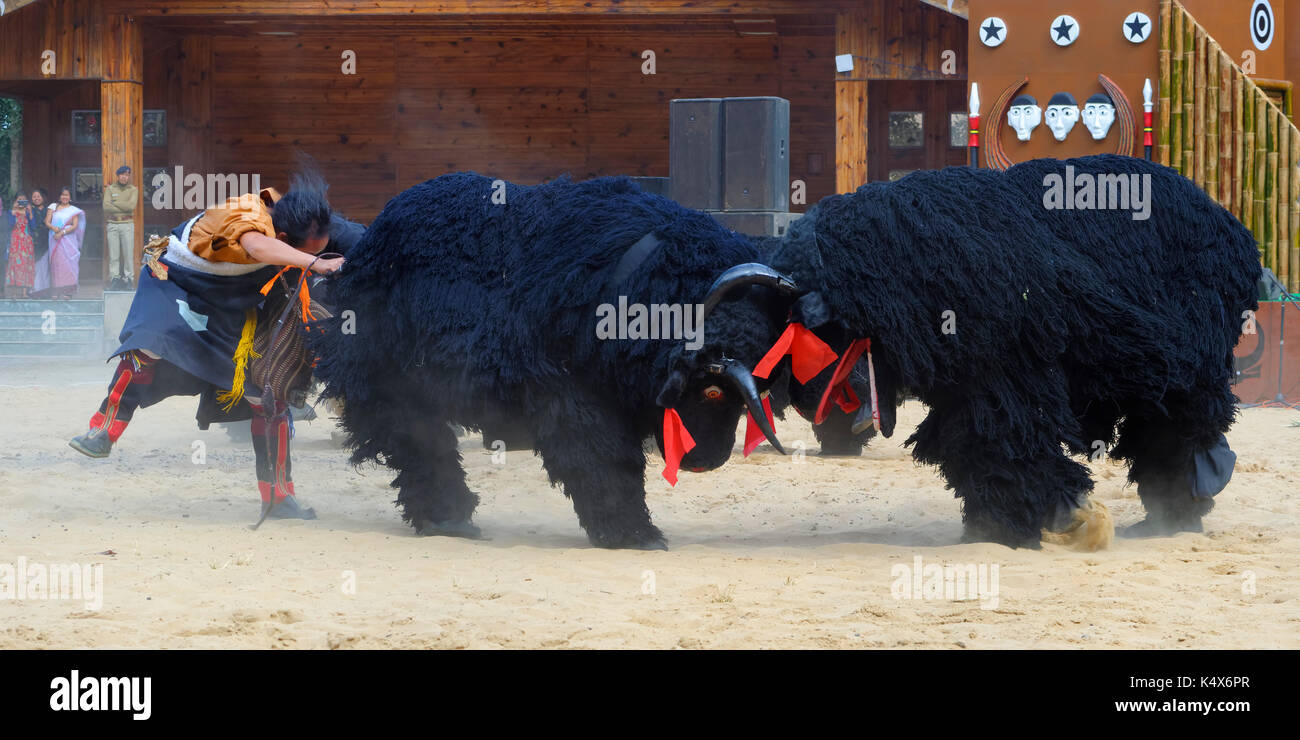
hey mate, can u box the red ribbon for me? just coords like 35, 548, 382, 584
743, 392, 776, 457
753, 323, 839, 384
815, 337, 871, 425
661, 408, 697, 486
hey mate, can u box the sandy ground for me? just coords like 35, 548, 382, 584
1, 357, 1297, 649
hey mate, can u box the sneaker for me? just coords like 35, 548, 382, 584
69, 429, 113, 458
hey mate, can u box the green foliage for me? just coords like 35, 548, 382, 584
0, 96, 20, 205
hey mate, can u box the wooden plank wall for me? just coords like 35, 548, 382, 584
130, 23, 840, 223
0, 0, 103, 80
835, 0, 966, 192
19, 82, 104, 260
839, 0, 965, 81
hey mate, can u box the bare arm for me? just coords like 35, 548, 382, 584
44, 208, 53, 229
239, 231, 343, 274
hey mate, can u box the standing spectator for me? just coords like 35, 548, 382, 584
6, 194, 35, 298
103, 165, 138, 290
28, 188, 52, 297
44, 186, 85, 300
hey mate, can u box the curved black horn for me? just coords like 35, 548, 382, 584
702, 263, 798, 319
708, 359, 787, 455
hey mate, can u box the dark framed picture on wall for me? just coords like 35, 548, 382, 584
143, 110, 167, 147
143, 167, 168, 206
71, 168, 103, 204
71, 110, 101, 146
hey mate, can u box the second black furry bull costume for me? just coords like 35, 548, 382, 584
766, 155, 1260, 547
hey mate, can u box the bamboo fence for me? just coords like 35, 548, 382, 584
1159, 0, 1299, 291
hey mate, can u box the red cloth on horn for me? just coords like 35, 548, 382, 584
815, 337, 871, 425
753, 323, 838, 383
743, 392, 776, 457
661, 408, 697, 486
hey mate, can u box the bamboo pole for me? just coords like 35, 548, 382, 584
1182, 12, 1195, 175
1255, 96, 1267, 261
1234, 70, 1244, 221
1170, 2, 1184, 172
1292, 131, 1300, 293
1194, 27, 1206, 189
1279, 121, 1290, 288
1159, 0, 1173, 166
1219, 54, 1232, 208
1244, 95, 1255, 232
1267, 109, 1278, 273
1206, 41, 1219, 199
1244, 128, 1255, 235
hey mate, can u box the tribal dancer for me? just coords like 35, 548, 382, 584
69, 165, 345, 521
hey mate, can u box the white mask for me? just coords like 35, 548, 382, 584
1007, 103, 1042, 141
1081, 101, 1116, 140
1044, 104, 1080, 141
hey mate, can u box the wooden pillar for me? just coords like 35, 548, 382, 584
835, 10, 869, 193
99, 13, 143, 284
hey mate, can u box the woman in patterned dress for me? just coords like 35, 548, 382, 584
5, 195, 36, 298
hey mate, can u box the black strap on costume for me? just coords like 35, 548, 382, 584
607, 232, 661, 296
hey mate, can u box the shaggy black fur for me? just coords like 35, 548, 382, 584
310, 173, 791, 548
766, 155, 1260, 547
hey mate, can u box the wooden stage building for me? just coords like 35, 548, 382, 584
0, 0, 971, 281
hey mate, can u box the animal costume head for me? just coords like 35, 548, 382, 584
1044, 92, 1080, 141
1007, 94, 1042, 141
653, 263, 802, 473
1080, 93, 1116, 140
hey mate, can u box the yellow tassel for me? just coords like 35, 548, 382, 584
216, 309, 260, 411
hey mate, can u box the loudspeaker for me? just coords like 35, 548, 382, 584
628, 176, 670, 198
669, 98, 724, 210
709, 210, 802, 238
723, 97, 789, 211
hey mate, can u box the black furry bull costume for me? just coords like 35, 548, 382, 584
311, 172, 801, 549
765, 155, 1260, 548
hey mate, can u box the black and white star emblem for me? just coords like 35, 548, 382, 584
1050, 14, 1080, 46
979, 16, 1007, 48
1124, 12, 1152, 43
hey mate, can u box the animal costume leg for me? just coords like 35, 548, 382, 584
351, 386, 480, 537
1113, 394, 1235, 537
911, 385, 1094, 549
400, 418, 480, 538
813, 405, 875, 456
531, 392, 664, 550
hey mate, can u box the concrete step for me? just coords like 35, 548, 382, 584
0, 312, 103, 328
0, 341, 99, 358
0, 298, 107, 358
0, 299, 105, 314
0, 326, 101, 342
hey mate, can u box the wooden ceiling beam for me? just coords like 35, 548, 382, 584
106, 0, 874, 17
